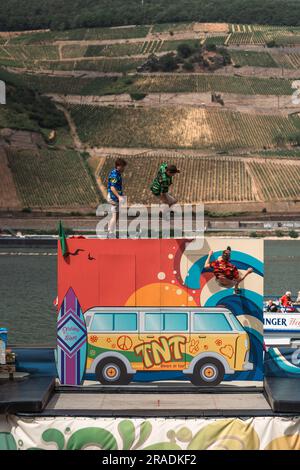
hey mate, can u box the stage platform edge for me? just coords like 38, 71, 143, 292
0, 375, 55, 413
264, 377, 300, 413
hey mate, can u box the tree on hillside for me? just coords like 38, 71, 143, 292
1, 0, 300, 31
159, 53, 179, 72
177, 43, 193, 59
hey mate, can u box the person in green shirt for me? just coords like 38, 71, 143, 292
150, 162, 180, 207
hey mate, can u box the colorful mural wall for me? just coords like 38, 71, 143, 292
57, 238, 264, 385
265, 347, 300, 378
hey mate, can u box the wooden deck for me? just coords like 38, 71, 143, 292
43, 392, 272, 417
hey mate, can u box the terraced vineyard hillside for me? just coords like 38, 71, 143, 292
0, 68, 294, 96
1, 21, 300, 213
99, 154, 300, 204
230, 51, 279, 68
6, 149, 100, 208
70, 105, 300, 151
248, 160, 300, 201
227, 25, 300, 46
0, 45, 59, 60
274, 53, 300, 70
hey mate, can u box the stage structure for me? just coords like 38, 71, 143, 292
2, 237, 300, 451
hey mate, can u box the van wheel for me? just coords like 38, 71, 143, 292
95, 358, 133, 385
190, 358, 225, 386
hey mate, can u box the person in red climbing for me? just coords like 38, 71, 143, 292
204, 246, 253, 294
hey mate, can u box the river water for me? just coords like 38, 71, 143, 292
0, 240, 299, 346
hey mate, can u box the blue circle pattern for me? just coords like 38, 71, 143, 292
265, 347, 300, 378
133, 250, 264, 382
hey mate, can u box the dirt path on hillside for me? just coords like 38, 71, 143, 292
0, 29, 50, 38
44, 49, 174, 62
56, 103, 85, 151
0, 148, 21, 209
85, 147, 300, 163
49, 92, 300, 115
54, 30, 201, 47
8, 62, 300, 79
88, 149, 300, 165
88, 147, 220, 157
55, 103, 108, 197
6, 67, 124, 78
58, 44, 63, 61
51, 23, 228, 47
95, 157, 108, 200
45, 54, 146, 62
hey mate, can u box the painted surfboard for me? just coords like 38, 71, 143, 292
56, 287, 87, 385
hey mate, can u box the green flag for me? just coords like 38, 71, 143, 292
58, 221, 68, 257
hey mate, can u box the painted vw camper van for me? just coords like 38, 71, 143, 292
84, 307, 253, 386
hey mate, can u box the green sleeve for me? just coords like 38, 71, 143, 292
158, 165, 170, 192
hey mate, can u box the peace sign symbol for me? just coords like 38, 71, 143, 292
117, 335, 133, 351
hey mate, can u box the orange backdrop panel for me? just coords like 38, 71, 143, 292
58, 238, 188, 311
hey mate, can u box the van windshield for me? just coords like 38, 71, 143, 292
193, 313, 232, 332
230, 315, 245, 332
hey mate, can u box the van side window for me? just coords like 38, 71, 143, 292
164, 313, 188, 331
144, 313, 188, 331
115, 313, 137, 331
90, 313, 137, 331
193, 313, 232, 332
145, 313, 163, 331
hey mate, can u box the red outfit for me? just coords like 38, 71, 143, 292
280, 295, 292, 307
210, 259, 239, 280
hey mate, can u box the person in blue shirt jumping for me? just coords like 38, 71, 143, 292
107, 157, 127, 236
